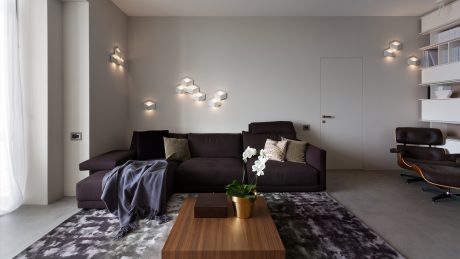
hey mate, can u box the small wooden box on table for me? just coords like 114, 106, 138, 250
162, 196, 285, 259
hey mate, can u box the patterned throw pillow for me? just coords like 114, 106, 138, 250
282, 137, 307, 164
264, 139, 288, 162
163, 137, 191, 162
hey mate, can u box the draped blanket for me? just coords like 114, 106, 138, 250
101, 160, 170, 238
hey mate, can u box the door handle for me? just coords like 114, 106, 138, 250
322, 115, 335, 119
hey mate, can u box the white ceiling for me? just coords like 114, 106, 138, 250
111, 0, 442, 17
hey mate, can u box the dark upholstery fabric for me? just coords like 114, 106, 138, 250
79, 150, 135, 171
135, 130, 169, 160
242, 131, 296, 150
246, 159, 319, 186
396, 127, 444, 145
397, 145, 446, 161
76, 171, 107, 202
188, 133, 242, 158
175, 158, 243, 187
168, 133, 188, 139
249, 121, 296, 135
414, 163, 460, 188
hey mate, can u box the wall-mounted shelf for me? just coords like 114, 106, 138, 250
421, 61, 460, 85
421, 1, 460, 35
420, 98, 460, 123
420, 36, 460, 51
418, 79, 460, 86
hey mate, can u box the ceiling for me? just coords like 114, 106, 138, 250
111, 0, 442, 17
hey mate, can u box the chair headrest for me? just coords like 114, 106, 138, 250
395, 127, 444, 145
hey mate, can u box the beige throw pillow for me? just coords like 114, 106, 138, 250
282, 137, 307, 164
264, 139, 288, 162
163, 137, 191, 162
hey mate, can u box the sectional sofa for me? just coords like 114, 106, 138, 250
77, 121, 326, 209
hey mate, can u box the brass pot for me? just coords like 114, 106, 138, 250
231, 196, 257, 219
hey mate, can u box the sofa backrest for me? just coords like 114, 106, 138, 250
244, 121, 297, 150
188, 133, 242, 158
249, 121, 296, 135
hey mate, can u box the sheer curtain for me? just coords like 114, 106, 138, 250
0, 0, 27, 215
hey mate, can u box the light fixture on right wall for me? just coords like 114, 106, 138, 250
389, 40, 402, 51
407, 56, 421, 66
384, 48, 396, 58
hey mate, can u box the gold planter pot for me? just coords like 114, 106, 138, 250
231, 196, 257, 219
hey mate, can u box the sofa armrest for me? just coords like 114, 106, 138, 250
305, 144, 326, 190
79, 150, 136, 171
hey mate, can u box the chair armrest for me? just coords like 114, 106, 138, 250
305, 144, 326, 190
79, 150, 136, 171
442, 154, 460, 163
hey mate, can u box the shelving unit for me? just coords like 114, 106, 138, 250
418, 1, 460, 154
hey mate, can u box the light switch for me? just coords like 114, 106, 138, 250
302, 124, 310, 131
71, 132, 82, 141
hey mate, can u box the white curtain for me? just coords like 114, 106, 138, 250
0, 0, 27, 215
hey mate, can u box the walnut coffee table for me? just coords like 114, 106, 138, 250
162, 196, 285, 259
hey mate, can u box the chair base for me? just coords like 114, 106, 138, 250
400, 173, 424, 184
421, 187, 460, 202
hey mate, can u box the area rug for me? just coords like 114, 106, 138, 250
15, 193, 404, 259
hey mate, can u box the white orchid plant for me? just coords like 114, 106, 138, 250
226, 146, 268, 198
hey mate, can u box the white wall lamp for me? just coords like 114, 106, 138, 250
384, 48, 396, 58
208, 90, 228, 108
208, 98, 222, 108
110, 47, 125, 66
389, 40, 402, 51
407, 56, 421, 66
192, 92, 206, 102
214, 90, 228, 100
143, 100, 156, 110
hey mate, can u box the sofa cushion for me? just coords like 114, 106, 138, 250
246, 159, 319, 186
264, 139, 288, 162
135, 130, 169, 160
175, 158, 243, 186
76, 171, 107, 202
164, 137, 191, 162
242, 131, 296, 150
249, 121, 296, 135
188, 133, 242, 158
283, 137, 307, 163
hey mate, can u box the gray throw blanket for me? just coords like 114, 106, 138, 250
101, 160, 171, 239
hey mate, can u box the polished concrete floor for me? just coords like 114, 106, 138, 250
1, 171, 459, 259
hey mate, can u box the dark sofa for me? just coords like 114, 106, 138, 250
77, 121, 326, 209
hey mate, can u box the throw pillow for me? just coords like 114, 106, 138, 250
282, 137, 307, 164
264, 139, 288, 162
163, 137, 191, 162
135, 130, 169, 160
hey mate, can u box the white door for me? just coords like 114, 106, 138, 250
320, 58, 363, 169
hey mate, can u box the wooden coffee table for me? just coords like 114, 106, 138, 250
162, 196, 285, 259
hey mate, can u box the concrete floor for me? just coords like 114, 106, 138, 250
328, 170, 460, 259
1, 171, 459, 259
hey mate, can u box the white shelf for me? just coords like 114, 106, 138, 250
420, 98, 460, 123
420, 37, 460, 51
421, 61, 460, 85
421, 1, 460, 34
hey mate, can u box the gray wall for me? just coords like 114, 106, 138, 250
127, 17, 428, 170
47, 0, 64, 202
89, 0, 130, 156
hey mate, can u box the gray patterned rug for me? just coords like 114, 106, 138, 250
15, 193, 404, 259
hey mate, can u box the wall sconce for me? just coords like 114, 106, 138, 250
176, 85, 187, 94
143, 100, 156, 110
181, 77, 194, 86
110, 47, 125, 66
389, 40, 402, 51
192, 92, 206, 102
384, 48, 396, 58
208, 98, 222, 108
214, 90, 228, 100
186, 85, 200, 94
407, 56, 421, 66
